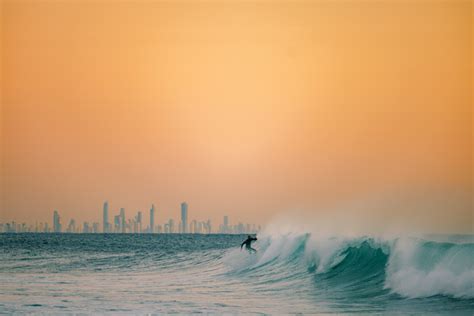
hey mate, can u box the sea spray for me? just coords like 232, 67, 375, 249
223, 231, 474, 299
385, 237, 474, 298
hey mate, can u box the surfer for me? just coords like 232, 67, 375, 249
241, 235, 257, 253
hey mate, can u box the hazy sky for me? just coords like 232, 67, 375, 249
1, 0, 472, 232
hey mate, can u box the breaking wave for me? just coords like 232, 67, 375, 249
223, 232, 474, 300
2, 230, 473, 314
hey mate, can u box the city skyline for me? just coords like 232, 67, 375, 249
1, 1, 472, 234
0, 201, 261, 234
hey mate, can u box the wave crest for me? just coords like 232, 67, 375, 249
223, 232, 474, 299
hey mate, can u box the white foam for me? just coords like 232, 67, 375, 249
385, 237, 474, 298
223, 219, 474, 299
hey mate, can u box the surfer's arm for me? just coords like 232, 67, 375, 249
240, 241, 245, 249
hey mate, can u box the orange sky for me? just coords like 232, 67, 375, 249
1, 0, 472, 232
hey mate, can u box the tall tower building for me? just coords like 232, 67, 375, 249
53, 210, 62, 233
67, 219, 76, 233
114, 215, 120, 232
137, 211, 142, 233
168, 218, 175, 233
103, 201, 109, 233
83, 222, 90, 233
207, 219, 212, 234
223, 215, 229, 233
181, 202, 188, 233
120, 208, 126, 233
150, 204, 155, 233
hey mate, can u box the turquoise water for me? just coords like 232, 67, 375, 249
1, 233, 473, 314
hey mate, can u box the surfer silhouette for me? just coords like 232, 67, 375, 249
241, 235, 257, 253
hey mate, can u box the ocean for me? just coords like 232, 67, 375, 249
1, 233, 473, 314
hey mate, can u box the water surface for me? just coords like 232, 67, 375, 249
1, 233, 473, 314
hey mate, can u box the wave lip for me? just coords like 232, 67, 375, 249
223, 233, 474, 300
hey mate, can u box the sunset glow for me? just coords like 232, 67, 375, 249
1, 0, 472, 232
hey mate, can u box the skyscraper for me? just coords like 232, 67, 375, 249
53, 210, 61, 233
137, 211, 142, 233
168, 218, 175, 233
120, 208, 125, 233
191, 220, 197, 234
92, 222, 99, 233
206, 219, 212, 234
103, 201, 109, 233
222, 215, 229, 233
83, 222, 90, 233
114, 215, 120, 232
181, 202, 188, 233
67, 219, 76, 233
149, 204, 155, 233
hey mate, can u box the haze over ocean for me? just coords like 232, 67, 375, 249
2, 0, 472, 232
